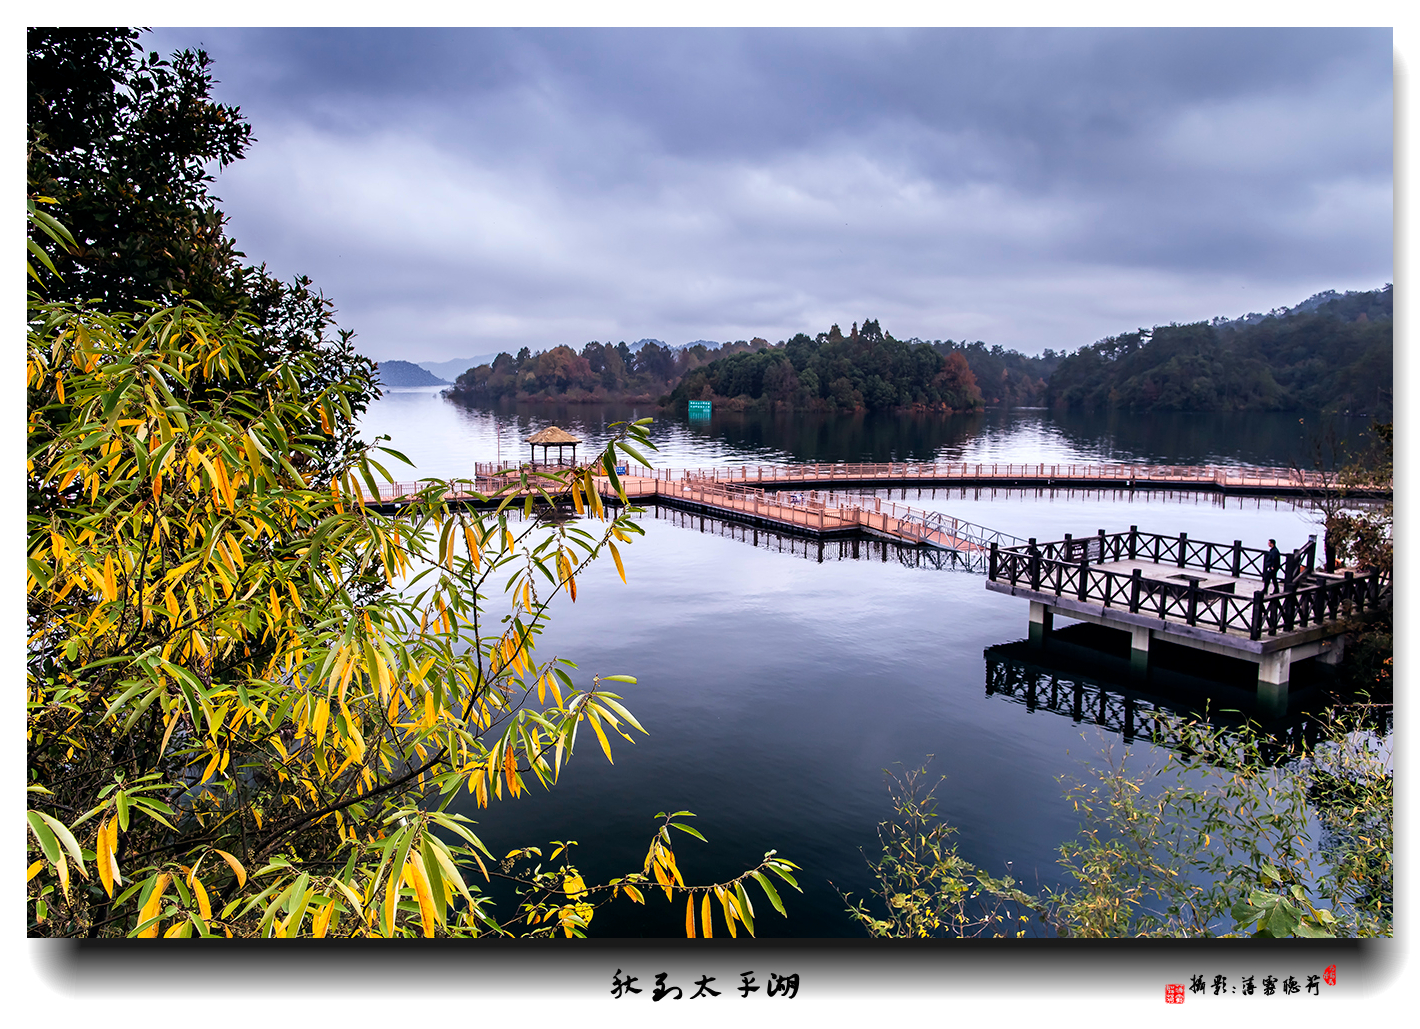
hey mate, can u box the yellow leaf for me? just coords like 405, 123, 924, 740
312, 900, 335, 938
137, 873, 169, 938
609, 541, 627, 583
586, 706, 614, 763
26, 860, 44, 883
406, 853, 438, 938
96, 818, 117, 898
212, 849, 246, 888
685, 893, 696, 938
313, 697, 330, 746
190, 876, 212, 920
503, 743, 521, 798
383, 864, 401, 937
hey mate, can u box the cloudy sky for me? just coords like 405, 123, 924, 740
145, 27, 1393, 365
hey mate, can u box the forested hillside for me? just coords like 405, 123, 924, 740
447, 338, 765, 403
1047, 285, 1392, 417
666, 320, 984, 413
443, 285, 1389, 416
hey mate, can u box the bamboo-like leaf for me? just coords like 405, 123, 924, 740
405, 851, 438, 937
685, 893, 696, 938
585, 706, 614, 763
137, 873, 170, 938
701, 891, 713, 938
608, 540, 627, 583
312, 900, 336, 938
750, 871, 785, 915
212, 849, 247, 888
26, 812, 60, 865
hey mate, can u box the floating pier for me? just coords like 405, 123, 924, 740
984, 527, 1388, 712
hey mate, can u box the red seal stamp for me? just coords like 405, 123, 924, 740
1165, 984, 1186, 1004
1324, 965, 1337, 987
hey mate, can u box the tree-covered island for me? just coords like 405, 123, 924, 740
445, 286, 1390, 420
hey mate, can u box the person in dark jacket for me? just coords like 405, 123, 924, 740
1262, 539, 1281, 593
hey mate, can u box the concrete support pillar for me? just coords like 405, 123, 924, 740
1258, 648, 1292, 685
1029, 601, 1053, 648
1130, 625, 1150, 679
1257, 649, 1291, 717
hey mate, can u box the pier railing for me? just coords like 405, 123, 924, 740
655, 478, 1025, 570
450, 459, 1390, 498
989, 532, 1387, 640
677, 461, 1333, 488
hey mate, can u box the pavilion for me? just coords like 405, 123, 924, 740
527, 426, 582, 468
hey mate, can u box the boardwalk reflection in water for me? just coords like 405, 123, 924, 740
649, 503, 975, 570
983, 625, 1391, 763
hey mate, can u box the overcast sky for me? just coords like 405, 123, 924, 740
145, 27, 1393, 364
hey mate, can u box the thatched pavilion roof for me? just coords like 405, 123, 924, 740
527, 426, 582, 445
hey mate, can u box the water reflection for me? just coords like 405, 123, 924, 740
650, 504, 974, 571
374, 392, 1378, 481
983, 624, 1390, 762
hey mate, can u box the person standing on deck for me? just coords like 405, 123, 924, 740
1262, 539, 1281, 593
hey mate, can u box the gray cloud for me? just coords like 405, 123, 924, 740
147, 27, 1393, 362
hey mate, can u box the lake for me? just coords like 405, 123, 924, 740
358, 389, 1371, 937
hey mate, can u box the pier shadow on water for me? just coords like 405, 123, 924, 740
983, 622, 1387, 762
649, 502, 975, 571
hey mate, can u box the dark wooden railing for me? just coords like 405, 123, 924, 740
988, 529, 1386, 641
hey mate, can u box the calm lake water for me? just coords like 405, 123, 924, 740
358, 389, 1370, 937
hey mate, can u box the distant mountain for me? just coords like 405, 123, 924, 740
376, 360, 449, 387
417, 355, 503, 381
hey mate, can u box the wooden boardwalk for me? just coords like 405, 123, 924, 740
363, 457, 1386, 571
620, 460, 1388, 498
610, 474, 1024, 566
432, 459, 1389, 499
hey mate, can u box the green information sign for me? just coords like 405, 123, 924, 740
688, 400, 712, 418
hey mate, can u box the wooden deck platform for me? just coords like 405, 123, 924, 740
984, 528, 1388, 711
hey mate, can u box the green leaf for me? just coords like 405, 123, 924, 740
34, 811, 86, 871
766, 863, 801, 891
616, 441, 653, 469
670, 822, 707, 842
750, 871, 786, 916
26, 812, 61, 865
600, 674, 637, 684
733, 881, 756, 935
